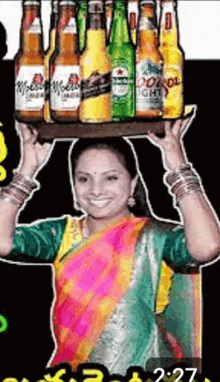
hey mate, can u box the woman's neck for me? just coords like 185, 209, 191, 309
85, 209, 132, 238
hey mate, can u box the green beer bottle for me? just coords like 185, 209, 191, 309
107, 0, 135, 121
78, 0, 88, 52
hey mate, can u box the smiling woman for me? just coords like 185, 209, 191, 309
0, 120, 219, 373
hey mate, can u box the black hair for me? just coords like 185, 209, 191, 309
69, 137, 152, 218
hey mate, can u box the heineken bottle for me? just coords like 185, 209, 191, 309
107, 0, 135, 121
78, 0, 88, 52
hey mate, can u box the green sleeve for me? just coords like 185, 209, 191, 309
159, 224, 199, 268
10, 217, 67, 263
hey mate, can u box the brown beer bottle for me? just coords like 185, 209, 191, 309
79, 0, 112, 123
50, 0, 80, 122
15, 0, 45, 123
136, 0, 163, 119
159, 0, 184, 118
44, 0, 59, 122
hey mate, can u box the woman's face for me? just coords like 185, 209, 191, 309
74, 148, 137, 221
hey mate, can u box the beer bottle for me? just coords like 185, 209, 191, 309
159, 0, 184, 118
50, 0, 80, 122
105, 0, 113, 41
80, 0, 111, 123
44, 0, 59, 122
78, 0, 88, 52
129, 12, 136, 45
136, 0, 163, 119
108, 0, 135, 121
15, 0, 45, 123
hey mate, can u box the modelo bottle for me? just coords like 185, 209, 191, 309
15, 0, 45, 123
50, 0, 80, 122
136, 0, 163, 119
108, 0, 135, 121
159, 0, 184, 118
79, 0, 112, 123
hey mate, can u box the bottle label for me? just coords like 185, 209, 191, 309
112, 66, 129, 98
63, 17, 77, 34
50, 65, 80, 111
162, 64, 183, 116
81, 71, 111, 101
27, 17, 41, 34
15, 65, 45, 111
136, 60, 163, 111
139, 17, 156, 31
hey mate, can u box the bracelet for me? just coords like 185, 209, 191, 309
164, 163, 203, 204
0, 170, 39, 208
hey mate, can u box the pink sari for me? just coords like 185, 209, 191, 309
49, 217, 148, 369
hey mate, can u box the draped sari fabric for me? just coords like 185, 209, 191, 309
50, 217, 148, 368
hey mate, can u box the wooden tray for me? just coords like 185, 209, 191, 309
32, 105, 196, 141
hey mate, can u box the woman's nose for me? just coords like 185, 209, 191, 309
90, 179, 102, 197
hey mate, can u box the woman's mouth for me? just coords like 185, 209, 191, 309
89, 199, 111, 208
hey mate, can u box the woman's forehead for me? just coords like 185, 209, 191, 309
75, 148, 127, 173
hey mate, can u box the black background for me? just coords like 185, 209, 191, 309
0, 59, 220, 381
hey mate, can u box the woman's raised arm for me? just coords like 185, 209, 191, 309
0, 123, 53, 256
147, 116, 220, 263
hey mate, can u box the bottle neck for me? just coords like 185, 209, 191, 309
159, 1, 179, 46
48, 4, 58, 50
109, 1, 131, 45
57, 4, 78, 52
21, 4, 44, 53
85, 0, 107, 49
87, 0, 106, 30
137, 4, 158, 49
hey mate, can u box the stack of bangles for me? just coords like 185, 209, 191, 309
164, 163, 203, 205
0, 171, 39, 208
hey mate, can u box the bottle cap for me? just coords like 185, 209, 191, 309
59, 0, 77, 5
140, 0, 155, 5
24, 0, 40, 5
88, 0, 104, 13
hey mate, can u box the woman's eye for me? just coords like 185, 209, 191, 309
107, 175, 118, 181
77, 176, 88, 183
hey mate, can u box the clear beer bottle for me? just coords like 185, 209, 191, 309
159, 0, 184, 118
50, 0, 80, 122
136, 0, 163, 119
44, 0, 59, 122
80, 0, 112, 123
15, 0, 45, 123
108, 0, 135, 121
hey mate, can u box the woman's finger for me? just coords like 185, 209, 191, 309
147, 131, 163, 147
164, 121, 173, 137
179, 116, 192, 137
171, 118, 184, 138
16, 122, 38, 144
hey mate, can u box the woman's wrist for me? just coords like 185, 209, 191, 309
0, 170, 40, 208
164, 162, 203, 205
17, 164, 38, 180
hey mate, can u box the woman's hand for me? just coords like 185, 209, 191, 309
16, 122, 53, 179
147, 116, 193, 171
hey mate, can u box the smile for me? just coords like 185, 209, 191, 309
89, 199, 111, 208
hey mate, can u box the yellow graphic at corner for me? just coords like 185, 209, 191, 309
0, 127, 7, 181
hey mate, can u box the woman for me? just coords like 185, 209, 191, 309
0, 116, 219, 374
